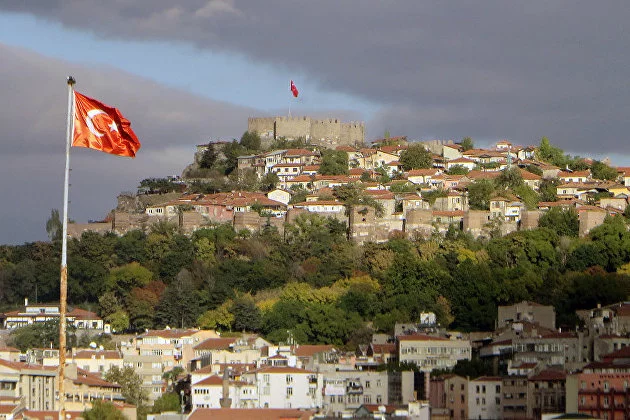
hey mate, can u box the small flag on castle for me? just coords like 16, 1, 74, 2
290, 80, 299, 98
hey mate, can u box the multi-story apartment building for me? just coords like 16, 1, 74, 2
136, 329, 219, 370
429, 374, 468, 420
497, 301, 556, 330
122, 354, 164, 403
191, 373, 257, 409
501, 375, 528, 419
468, 376, 502, 420
320, 370, 414, 417
0, 359, 57, 411
397, 334, 471, 372
241, 366, 322, 410
527, 369, 566, 419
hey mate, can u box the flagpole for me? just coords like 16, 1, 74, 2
59, 75, 75, 420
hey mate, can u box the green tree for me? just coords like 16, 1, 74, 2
460, 137, 474, 151
591, 160, 618, 180
151, 392, 182, 414
83, 400, 126, 420
496, 167, 523, 190
537, 136, 567, 167
105, 262, 153, 300
319, 150, 349, 175
538, 179, 559, 202
8, 319, 77, 351
447, 165, 469, 175
231, 294, 262, 332
467, 179, 495, 210
240, 131, 262, 151
155, 269, 200, 328
259, 172, 280, 192
399, 144, 433, 170
104, 365, 148, 406
199, 143, 218, 169
538, 208, 579, 237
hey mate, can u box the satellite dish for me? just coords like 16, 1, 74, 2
89, 342, 97, 348
378, 405, 387, 413
99, 345, 104, 351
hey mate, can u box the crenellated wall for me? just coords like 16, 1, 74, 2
248, 116, 365, 148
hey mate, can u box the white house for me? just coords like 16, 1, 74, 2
191, 374, 258, 409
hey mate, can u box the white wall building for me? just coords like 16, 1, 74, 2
241, 366, 322, 409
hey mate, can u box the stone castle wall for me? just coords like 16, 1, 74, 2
248, 116, 365, 149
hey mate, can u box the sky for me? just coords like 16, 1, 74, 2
1, 1, 630, 244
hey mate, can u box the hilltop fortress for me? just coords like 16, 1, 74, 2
248, 116, 365, 148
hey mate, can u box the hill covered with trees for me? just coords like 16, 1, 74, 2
2, 211, 630, 345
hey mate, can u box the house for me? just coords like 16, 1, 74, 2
291, 200, 346, 215
70, 349, 123, 375
445, 157, 476, 172
558, 170, 591, 183
267, 189, 291, 206
2, 299, 105, 332
272, 163, 304, 187
406, 169, 440, 185
397, 334, 471, 372
136, 329, 219, 371
519, 168, 542, 191
468, 377, 502, 420
617, 166, 630, 186
489, 194, 523, 222
442, 144, 463, 160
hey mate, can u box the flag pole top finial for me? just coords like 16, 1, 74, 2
67, 76, 76, 86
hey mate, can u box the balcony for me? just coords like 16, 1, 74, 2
346, 385, 363, 395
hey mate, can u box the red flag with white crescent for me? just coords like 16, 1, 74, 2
73, 91, 141, 158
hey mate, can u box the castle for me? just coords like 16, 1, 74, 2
247, 116, 365, 148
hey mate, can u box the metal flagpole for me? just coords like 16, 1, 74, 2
59, 75, 75, 420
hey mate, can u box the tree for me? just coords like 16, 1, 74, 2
447, 165, 469, 175
151, 392, 182, 414
199, 143, 218, 169
46, 209, 62, 242
467, 179, 495, 210
231, 294, 262, 332
319, 150, 349, 175
538, 207, 579, 237
591, 160, 618, 181
239, 131, 262, 151
8, 319, 77, 351
104, 365, 148, 406
259, 172, 280, 192
83, 400, 126, 420
105, 262, 153, 300
198, 301, 234, 330
537, 136, 567, 167
496, 167, 524, 190
460, 137, 474, 151
399, 144, 433, 170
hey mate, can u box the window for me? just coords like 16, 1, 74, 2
364, 395, 371, 404
496, 385, 500, 393
365, 381, 370, 389
286, 387, 293, 397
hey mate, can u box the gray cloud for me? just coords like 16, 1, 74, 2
3, 1, 630, 155
0, 43, 255, 244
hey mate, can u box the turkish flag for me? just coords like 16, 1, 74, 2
73, 91, 141, 157
290, 80, 299, 98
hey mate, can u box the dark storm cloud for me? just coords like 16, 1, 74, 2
0, 43, 255, 244
3, 2, 630, 153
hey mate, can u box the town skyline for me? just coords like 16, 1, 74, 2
2, 2, 630, 244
